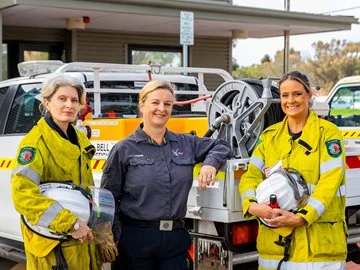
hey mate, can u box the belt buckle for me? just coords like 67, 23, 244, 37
159, 220, 173, 231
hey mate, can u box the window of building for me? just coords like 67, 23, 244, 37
128, 45, 182, 67
24, 50, 49, 61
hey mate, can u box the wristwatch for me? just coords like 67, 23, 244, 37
73, 220, 80, 231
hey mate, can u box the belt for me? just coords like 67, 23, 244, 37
121, 215, 185, 231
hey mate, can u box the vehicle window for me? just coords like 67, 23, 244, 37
5, 83, 42, 134
87, 93, 139, 117
0, 87, 8, 110
84, 80, 203, 117
329, 86, 360, 126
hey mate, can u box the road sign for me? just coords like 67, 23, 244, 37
180, 11, 194, 46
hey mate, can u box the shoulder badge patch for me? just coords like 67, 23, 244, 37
256, 139, 262, 146
326, 139, 342, 158
18, 147, 36, 165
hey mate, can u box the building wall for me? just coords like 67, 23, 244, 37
76, 30, 231, 90
3, 26, 231, 90
4, 26, 66, 42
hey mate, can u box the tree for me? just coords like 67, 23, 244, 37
232, 57, 239, 71
232, 40, 360, 91
304, 40, 360, 90
232, 48, 302, 79
261, 54, 271, 64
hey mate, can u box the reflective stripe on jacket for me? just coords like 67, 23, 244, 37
239, 110, 346, 268
11, 117, 100, 269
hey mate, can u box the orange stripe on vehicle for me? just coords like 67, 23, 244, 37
92, 160, 100, 170
346, 156, 360, 169
342, 130, 360, 138
91, 160, 107, 172
101, 161, 107, 169
0, 158, 14, 170
6, 160, 12, 168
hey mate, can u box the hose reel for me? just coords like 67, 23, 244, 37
207, 78, 284, 158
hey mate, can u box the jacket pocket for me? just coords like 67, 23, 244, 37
129, 156, 154, 166
307, 221, 347, 258
256, 225, 284, 257
171, 156, 195, 166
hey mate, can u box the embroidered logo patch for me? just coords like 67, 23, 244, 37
326, 139, 342, 158
18, 147, 36, 165
256, 139, 262, 146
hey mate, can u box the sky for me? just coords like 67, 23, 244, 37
232, 0, 360, 66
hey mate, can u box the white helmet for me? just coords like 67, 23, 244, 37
22, 182, 115, 240
256, 168, 309, 227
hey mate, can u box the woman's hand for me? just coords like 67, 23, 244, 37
71, 219, 94, 242
198, 165, 217, 190
263, 208, 307, 228
248, 203, 279, 219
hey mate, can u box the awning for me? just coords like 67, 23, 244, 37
0, 0, 358, 38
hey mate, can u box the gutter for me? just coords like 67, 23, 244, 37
2, 0, 358, 27
0, 0, 357, 35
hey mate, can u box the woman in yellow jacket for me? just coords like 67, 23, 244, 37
11, 74, 101, 269
239, 71, 346, 270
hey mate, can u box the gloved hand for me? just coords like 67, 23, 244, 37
93, 221, 119, 263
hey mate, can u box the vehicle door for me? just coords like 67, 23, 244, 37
0, 82, 42, 241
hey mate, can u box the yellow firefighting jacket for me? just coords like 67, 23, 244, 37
239, 110, 346, 270
11, 117, 100, 270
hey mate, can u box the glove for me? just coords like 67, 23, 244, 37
93, 221, 119, 263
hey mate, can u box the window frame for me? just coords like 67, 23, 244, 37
128, 44, 183, 66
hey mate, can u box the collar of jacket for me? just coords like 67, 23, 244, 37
130, 123, 179, 143
273, 109, 320, 157
44, 112, 79, 146
37, 118, 95, 164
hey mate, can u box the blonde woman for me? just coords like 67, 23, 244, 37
101, 80, 231, 269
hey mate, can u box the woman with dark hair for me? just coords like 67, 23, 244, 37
240, 71, 346, 270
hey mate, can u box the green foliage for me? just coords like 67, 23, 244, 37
233, 48, 302, 80
261, 54, 271, 64
306, 40, 360, 90
232, 57, 239, 71
232, 39, 360, 91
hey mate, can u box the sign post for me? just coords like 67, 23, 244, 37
180, 11, 194, 68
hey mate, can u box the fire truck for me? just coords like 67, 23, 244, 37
0, 61, 359, 269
